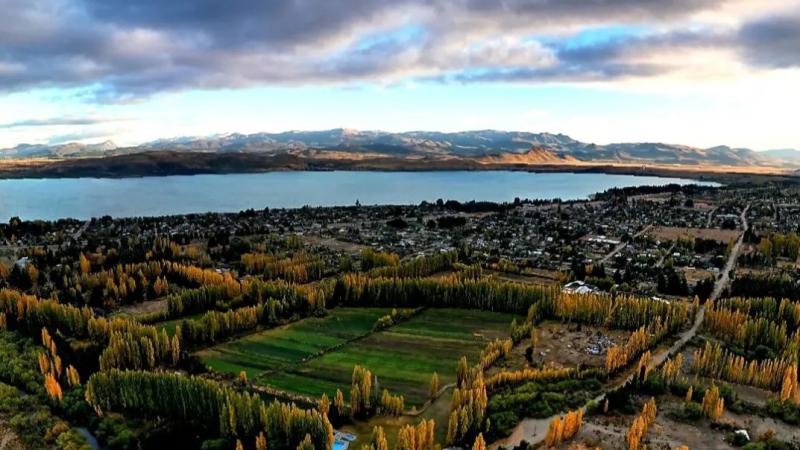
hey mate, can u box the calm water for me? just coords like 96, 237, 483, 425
0, 171, 717, 221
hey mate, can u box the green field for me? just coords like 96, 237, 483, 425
154, 312, 205, 336
197, 308, 393, 379
260, 308, 516, 406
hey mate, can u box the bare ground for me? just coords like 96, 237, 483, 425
682, 267, 715, 284
115, 298, 168, 317
493, 321, 631, 373
302, 235, 369, 253
0, 422, 23, 450
647, 226, 741, 244
485, 269, 563, 287
574, 397, 732, 450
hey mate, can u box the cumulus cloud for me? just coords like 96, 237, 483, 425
0, 0, 794, 100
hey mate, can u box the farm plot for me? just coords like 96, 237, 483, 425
197, 307, 392, 378
260, 308, 516, 406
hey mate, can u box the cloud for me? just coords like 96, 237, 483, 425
46, 130, 114, 144
0, 116, 125, 128
738, 9, 800, 68
0, 0, 794, 100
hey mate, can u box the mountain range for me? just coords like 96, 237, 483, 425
2, 129, 799, 171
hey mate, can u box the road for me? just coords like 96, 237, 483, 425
598, 224, 652, 265
710, 205, 748, 302
72, 220, 90, 241
490, 205, 749, 450
655, 243, 675, 268
705, 206, 718, 228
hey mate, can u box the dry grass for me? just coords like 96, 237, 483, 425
486, 268, 564, 287
115, 298, 168, 317
682, 267, 715, 284
647, 226, 740, 244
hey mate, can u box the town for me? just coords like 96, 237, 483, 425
1, 181, 799, 450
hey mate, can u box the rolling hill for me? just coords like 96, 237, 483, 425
0, 130, 797, 177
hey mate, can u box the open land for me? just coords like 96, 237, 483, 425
243, 308, 516, 406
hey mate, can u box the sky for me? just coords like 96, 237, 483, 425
1, 0, 799, 150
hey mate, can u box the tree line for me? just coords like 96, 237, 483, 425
690, 341, 796, 395
85, 369, 333, 449
545, 292, 696, 333
705, 299, 798, 360
143, 277, 329, 326
728, 273, 800, 301
544, 409, 583, 447
446, 361, 488, 446
712, 297, 800, 331
368, 251, 458, 279
360, 249, 400, 271
332, 274, 555, 314
240, 251, 326, 283
0, 288, 182, 373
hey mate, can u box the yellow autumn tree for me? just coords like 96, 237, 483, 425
319, 393, 330, 416
66, 365, 81, 387
334, 389, 346, 417
780, 364, 798, 403
544, 409, 583, 447
472, 433, 486, 450
429, 372, 440, 401
44, 373, 63, 401
701, 385, 724, 421
364, 426, 388, 450
626, 397, 656, 450
80, 253, 91, 274
396, 419, 435, 450
296, 434, 315, 450
255, 432, 267, 450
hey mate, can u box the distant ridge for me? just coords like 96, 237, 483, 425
762, 149, 800, 161
1, 129, 797, 169
478, 147, 579, 164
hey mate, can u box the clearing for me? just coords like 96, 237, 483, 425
198, 307, 392, 379
258, 308, 516, 406
495, 321, 631, 373
647, 226, 740, 244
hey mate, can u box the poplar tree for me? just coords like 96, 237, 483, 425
429, 372, 440, 401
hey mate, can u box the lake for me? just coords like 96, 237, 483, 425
0, 171, 718, 221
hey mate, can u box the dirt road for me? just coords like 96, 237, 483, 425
598, 224, 652, 265
490, 205, 749, 449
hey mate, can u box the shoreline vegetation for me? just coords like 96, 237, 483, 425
0, 150, 795, 183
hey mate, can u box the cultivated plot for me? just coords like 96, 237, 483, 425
261, 308, 517, 406
198, 307, 393, 378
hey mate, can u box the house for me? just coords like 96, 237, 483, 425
562, 280, 600, 294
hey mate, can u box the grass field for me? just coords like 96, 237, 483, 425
259, 308, 516, 406
154, 312, 205, 336
197, 308, 393, 379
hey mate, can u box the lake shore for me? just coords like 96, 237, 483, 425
0, 170, 718, 221
0, 150, 794, 184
